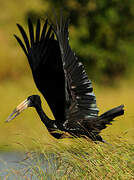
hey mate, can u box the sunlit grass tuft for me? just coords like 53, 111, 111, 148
6, 136, 134, 179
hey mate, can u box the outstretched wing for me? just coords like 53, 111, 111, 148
14, 19, 66, 123
53, 14, 99, 128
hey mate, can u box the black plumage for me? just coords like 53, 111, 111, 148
6, 13, 124, 142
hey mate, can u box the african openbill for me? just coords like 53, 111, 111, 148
6, 13, 124, 142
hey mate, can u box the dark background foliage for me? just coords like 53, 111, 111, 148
25, 0, 134, 84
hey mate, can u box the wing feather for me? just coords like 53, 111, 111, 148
40, 19, 48, 41
35, 19, 41, 43
28, 18, 34, 46
53, 14, 99, 127
14, 35, 28, 58
16, 24, 30, 51
15, 19, 65, 123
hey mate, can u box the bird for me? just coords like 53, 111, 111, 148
6, 12, 124, 142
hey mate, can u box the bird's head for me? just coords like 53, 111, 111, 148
6, 95, 41, 122
27, 95, 41, 107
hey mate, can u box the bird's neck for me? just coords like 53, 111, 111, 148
34, 104, 55, 129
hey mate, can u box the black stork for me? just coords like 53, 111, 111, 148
6, 13, 124, 142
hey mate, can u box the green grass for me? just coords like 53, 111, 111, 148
7, 137, 134, 179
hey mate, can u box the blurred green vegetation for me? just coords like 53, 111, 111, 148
0, 0, 134, 83
26, 0, 134, 83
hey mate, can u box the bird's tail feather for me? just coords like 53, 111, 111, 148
100, 104, 124, 120
97, 104, 124, 130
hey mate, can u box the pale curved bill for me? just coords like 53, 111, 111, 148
6, 99, 30, 122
